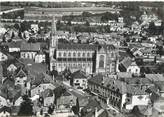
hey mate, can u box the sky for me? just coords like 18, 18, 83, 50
1, 0, 164, 2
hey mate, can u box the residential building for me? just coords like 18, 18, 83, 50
20, 42, 41, 59
39, 89, 55, 107
0, 51, 8, 61
34, 51, 46, 63
119, 57, 140, 74
88, 74, 150, 111
71, 70, 88, 90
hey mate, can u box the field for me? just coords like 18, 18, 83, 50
0, 5, 19, 11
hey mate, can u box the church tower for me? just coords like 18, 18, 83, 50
49, 16, 58, 71
51, 16, 58, 48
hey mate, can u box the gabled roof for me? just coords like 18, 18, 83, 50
71, 70, 87, 79
20, 42, 40, 52
0, 106, 11, 113
89, 74, 147, 95
2, 41, 22, 48
97, 44, 115, 51
57, 43, 97, 51
121, 57, 138, 69
82, 97, 102, 114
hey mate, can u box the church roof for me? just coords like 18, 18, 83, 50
57, 43, 97, 51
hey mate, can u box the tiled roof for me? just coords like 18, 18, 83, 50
57, 43, 97, 50
2, 41, 22, 48
97, 44, 116, 51
20, 42, 40, 51
0, 106, 11, 113
122, 77, 152, 85
146, 74, 164, 82
89, 74, 147, 95
71, 70, 87, 79
121, 57, 135, 69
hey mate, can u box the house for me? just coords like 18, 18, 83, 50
0, 51, 8, 61
7, 63, 18, 72
31, 73, 56, 97
14, 67, 30, 89
56, 91, 77, 109
88, 74, 150, 111
152, 98, 164, 117
0, 106, 11, 117
34, 51, 46, 63
81, 97, 110, 117
31, 24, 39, 33
132, 48, 143, 57
20, 42, 41, 59
0, 92, 8, 107
119, 57, 140, 74
71, 70, 88, 90
4, 41, 21, 52
39, 89, 54, 107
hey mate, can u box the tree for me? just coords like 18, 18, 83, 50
11, 32, 15, 39
63, 68, 72, 80
85, 20, 90, 26
72, 98, 80, 115
54, 86, 66, 105
18, 95, 33, 116
82, 11, 92, 17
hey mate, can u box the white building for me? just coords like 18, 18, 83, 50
0, 51, 8, 61
34, 52, 46, 63
71, 70, 88, 90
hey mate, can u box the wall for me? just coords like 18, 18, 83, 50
0, 96, 8, 107
0, 52, 8, 61
73, 78, 87, 89
126, 94, 149, 110
31, 84, 56, 97
127, 66, 140, 74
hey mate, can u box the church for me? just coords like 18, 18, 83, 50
49, 17, 119, 74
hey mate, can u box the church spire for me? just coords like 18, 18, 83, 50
52, 16, 57, 35
51, 16, 58, 48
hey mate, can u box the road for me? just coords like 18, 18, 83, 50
0, 8, 24, 15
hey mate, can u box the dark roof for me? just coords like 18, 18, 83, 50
122, 77, 152, 85
89, 74, 147, 95
2, 41, 22, 48
98, 44, 115, 51
41, 89, 54, 98
0, 106, 11, 113
20, 42, 40, 51
71, 70, 87, 79
57, 43, 97, 50
120, 57, 133, 69
31, 73, 53, 86
82, 97, 102, 114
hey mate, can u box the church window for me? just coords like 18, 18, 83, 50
99, 55, 105, 68
82, 53, 85, 57
68, 52, 71, 57
58, 52, 61, 57
78, 52, 81, 57
73, 52, 76, 57
63, 52, 66, 57
87, 52, 90, 57
111, 52, 114, 58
